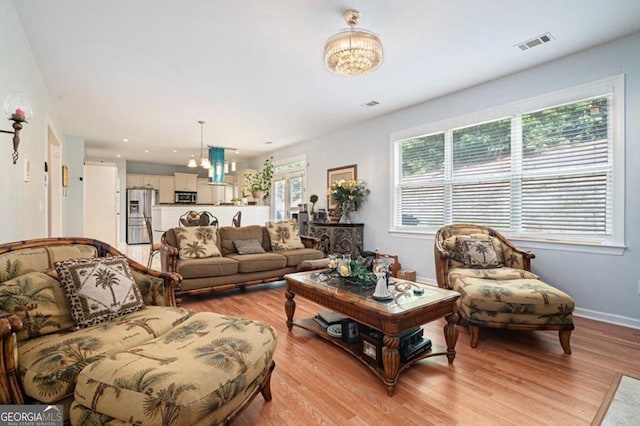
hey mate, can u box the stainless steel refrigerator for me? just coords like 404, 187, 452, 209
126, 188, 157, 244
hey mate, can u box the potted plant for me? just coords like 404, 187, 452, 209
244, 156, 274, 203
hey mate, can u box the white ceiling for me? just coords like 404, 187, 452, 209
13, 0, 640, 166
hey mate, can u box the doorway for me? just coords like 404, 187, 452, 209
272, 173, 304, 221
47, 124, 62, 237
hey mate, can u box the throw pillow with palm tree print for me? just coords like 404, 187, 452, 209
456, 237, 502, 268
54, 256, 145, 328
265, 220, 305, 251
174, 226, 222, 259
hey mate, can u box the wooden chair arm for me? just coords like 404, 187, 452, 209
301, 235, 320, 250
0, 311, 24, 404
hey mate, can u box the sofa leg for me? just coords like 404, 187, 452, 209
260, 361, 275, 402
559, 329, 572, 355
469, 325, 480, 348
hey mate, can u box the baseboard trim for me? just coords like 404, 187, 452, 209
573, 307, 640, 330
416, 276, 640, 330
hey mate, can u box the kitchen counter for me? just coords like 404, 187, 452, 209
151, 205, 271, 241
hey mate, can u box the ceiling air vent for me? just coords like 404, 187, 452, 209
516, 32, 554, 51
362, 100, 380, 107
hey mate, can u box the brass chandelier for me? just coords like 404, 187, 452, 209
324, 9, 383, 76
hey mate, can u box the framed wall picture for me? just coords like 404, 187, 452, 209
327, 164, 357, 211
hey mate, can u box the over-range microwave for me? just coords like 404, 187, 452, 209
175, 191, 197, 204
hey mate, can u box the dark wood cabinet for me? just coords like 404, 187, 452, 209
308, 223, 364, 258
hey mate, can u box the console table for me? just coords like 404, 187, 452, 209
308, 223, 363, 258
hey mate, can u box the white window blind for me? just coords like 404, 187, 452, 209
451, 118, 511, 228
395, 133, 444, 227
392, 76, 622, 245
520, 97, 611, 234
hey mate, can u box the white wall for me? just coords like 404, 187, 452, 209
268, 33, 640, 327
0, 2, 66, 242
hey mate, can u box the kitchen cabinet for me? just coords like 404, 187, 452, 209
126, 174, 161, 189
197, 178, 214, 204
126, 174, 144, 188
197, 179, 227, 204
174, 173, 198, 192
142, 175, 160, 189
158, 176, 175, 204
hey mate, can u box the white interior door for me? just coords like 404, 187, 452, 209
84, 162, 118, 246
272, 173, 304, 221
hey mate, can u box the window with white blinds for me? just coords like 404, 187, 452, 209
392, 76, 624, 244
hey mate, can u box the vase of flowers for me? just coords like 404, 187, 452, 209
327, 179, 370, 224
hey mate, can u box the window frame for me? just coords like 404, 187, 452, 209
389, 75, 625, 254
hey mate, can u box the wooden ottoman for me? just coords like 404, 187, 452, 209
70, 312, 277, 425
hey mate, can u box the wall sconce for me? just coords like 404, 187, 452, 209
1, 93, 32, 164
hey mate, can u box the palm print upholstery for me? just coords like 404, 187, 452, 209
70, 312, 277, 425
174, 226, 222, 259
265, 219, 305, 251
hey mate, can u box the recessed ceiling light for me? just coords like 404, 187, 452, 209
144, 150, 149, 153
362, 100, 380, 107
122, 138, 128, 142
173, 149, 177, 153
265, 141, 273, 145
116, 154, 121, 158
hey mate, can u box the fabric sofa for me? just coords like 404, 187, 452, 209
0, 237, 277, 425
161, 222, 324, 296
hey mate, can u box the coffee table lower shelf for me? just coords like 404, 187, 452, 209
291, 317, 450, 395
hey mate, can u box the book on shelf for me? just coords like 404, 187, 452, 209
317, 310, 348, 325
400, 337, 432, 362
313, 315, 330, 329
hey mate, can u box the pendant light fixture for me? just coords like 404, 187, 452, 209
198, 120, 211, 169
324, 9, 383, 76
187, 120, 211, 168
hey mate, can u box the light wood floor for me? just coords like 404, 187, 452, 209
178, 283, 640, 426
124, 245, 640, 425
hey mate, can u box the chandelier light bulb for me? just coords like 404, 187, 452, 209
324, 9, 383, 76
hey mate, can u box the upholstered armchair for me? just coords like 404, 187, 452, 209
434, 224, 575, 354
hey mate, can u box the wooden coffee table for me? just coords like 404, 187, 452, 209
284, 271, 460, 396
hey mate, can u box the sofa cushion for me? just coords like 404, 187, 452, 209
234, 239, 266, 255
17, 305, 193, 404
174, 226, 222, 259
0, 245, 98, 284
448, 267, 539, 289
176, 256, 239, 279
453, 277, 574, 325
218, 225, 263, 255
265, 220, 305, 251
226, 253, 287, 273
54, 256, 146, 329
71, 312, 277, 426
279, 248, 324, 267
0, 271, 74, 341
